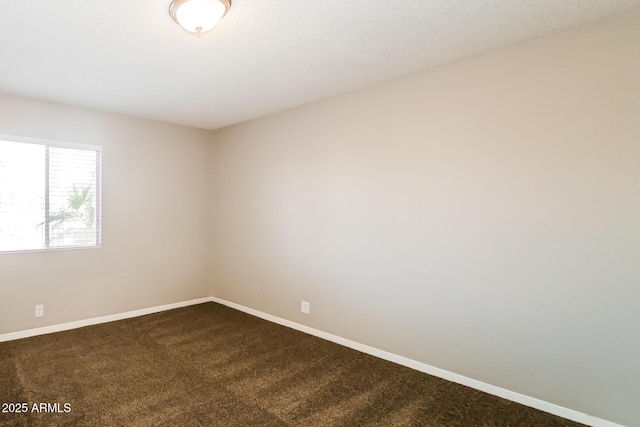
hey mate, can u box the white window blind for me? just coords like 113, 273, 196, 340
0, 137, 102, 253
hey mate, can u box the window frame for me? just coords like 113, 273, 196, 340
0, 134, 103, 255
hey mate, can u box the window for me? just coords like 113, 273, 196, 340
0, 136, 102, 253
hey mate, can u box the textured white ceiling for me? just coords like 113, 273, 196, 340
0, 0, 639, 130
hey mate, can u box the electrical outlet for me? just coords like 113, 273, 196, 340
301, 301, 310, 314
35, 304, 44, 318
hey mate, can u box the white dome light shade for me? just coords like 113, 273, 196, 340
169, 0, 231, 35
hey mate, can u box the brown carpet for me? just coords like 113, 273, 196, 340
0, 302, 585, 427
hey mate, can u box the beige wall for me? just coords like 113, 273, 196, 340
0, 95, 212, 334
210, 12, 640, 426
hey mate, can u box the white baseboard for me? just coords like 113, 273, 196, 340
210, 296, 627, 427
0, 297, 212, 343
0, 296, 627, 427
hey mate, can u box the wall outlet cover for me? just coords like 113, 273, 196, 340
301, 301, 310, 314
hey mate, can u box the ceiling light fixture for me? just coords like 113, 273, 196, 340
169, 0, 231, 36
